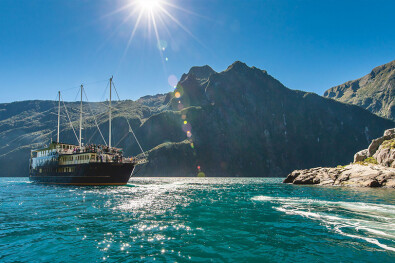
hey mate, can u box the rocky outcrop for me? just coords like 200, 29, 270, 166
368, 135, 394, 157
284, 128, 395, 188
374, 146, 395, 168
284, 164, 395, 188
354, 149, 368, 163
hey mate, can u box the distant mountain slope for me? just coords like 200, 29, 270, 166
0, 62, 394, 177
0, 99, 157, 177
324, 60, 395, 120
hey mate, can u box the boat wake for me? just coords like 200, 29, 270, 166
252, 196, 395, 252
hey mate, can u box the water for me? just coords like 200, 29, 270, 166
0, 178, 394, 263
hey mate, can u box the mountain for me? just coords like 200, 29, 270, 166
324, 60, 395, 120
0, 62, 394, 177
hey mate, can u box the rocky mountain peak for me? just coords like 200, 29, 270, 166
225, 61, 251, 73
369, 59, 395, 78
180, 65, 216, 82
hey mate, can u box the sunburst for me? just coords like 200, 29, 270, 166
105, 0, 205, 65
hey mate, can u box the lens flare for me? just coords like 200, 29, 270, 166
168, 75, 178, 87
182, 123, 192, 133
157, 40, 168, 51
175, 91, 181, 98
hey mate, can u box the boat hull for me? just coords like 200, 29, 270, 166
29, 163, 135, 186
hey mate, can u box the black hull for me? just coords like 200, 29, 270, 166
29, 163, 135, 186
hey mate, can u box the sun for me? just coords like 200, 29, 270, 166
137, 0, 162, 12
105, 0, 205, 66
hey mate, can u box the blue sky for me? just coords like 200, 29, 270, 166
0, 0, 394, 103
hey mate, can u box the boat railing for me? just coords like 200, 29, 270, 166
56, 146, 123, 156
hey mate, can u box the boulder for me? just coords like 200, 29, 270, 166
373, 146, 395, 167
354, 149, 368, 163
368, 136, 388, 156
384, 128, 395, 136
367, 128, 395, 156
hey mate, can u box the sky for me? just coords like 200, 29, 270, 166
0, 0, 394, 103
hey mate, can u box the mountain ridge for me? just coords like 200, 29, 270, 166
324, 59, 395, 120
0, 61, 393, 177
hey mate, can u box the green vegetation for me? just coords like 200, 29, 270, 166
381, 139, 395, 149
364, 157, 378, 164
356, 157, 378, 166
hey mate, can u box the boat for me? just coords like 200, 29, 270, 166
29, 77, 145, 185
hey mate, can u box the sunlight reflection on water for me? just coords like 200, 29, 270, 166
0, 177, 394, 262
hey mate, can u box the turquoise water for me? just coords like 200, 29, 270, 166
0, 178, 394, 263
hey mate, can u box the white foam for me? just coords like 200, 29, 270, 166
335, 226, 395, 252
253, 196, 395, 216
253, 195, 395, 252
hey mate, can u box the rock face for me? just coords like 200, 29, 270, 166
373, 139, 395, 168
374, 147, 395, 168
324, 60, 395, 120
284, 128, 395, 188
367, 133, 395, 156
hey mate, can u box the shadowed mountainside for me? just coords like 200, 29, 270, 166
0, 62, 394, 177
324, 60, 395, 120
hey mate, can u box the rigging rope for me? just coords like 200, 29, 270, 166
100, 81, 110, 102
82, 88, 108, 146
112, 81, 147, 157
74, 88, 80, 102
115, 132, 129, 148
60, 93, 80, 145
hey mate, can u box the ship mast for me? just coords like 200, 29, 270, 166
79, 84, 83, 147
57, 91, 60, 143
109, 76, 113, 148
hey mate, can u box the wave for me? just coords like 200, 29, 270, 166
252, 195, 395, 252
